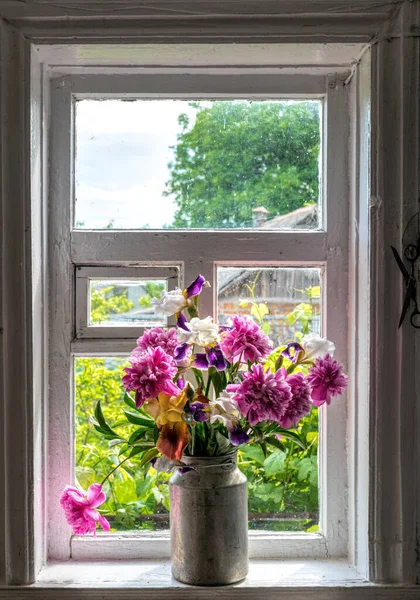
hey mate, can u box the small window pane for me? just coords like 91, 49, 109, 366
217, 266, 321, 347
89, 279, 166, 327
75, 99, 321, 230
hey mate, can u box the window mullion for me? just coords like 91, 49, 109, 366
48, 79, 74, 561
71, 231, 328, 265
318, 76, 350, 557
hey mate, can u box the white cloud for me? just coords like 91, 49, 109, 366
75, 182, 177, 229
74, 100, 198, 228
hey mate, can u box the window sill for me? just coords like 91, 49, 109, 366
1, 560, 418, 599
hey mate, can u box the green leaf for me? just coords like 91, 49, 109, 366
93, 401, 120, 439
123, 392, 137, 410
129, 445, 154, 458
118, 443, 130, 456
112, 477, 137, 505
268, 426, 306, 449
75, 466, 96, 489
136, 447, 159, 467
214, 431, 233, 456
263, 450, 286, 477
191, 368, 204, 385
108, 438, 127, 448
259, 441, 268, 458
253, 482, 276, 501
239, 444, 266, 465
136, 476, 155, 498
123, 410, 155, 428
265, 436, 286, 453
152, 487, 164, 504
128, 428, 150, 445
297, 457, 318, 484
306, 431, 319, 447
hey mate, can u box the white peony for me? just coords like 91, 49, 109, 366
208, 391, 240, 429
177, 316, 219, 347
301, 333, 335, 359
152, 289, 186, 316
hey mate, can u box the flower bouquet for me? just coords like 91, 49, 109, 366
61, 274, 348, 584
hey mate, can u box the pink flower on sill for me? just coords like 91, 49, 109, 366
60, 483, 110, 536
123, 347, 179, 408
278, 372, 312, 429
307, 354, 348, 407
220, 315, 273, 363
227, 364, 291, 426
133, 327, 179, 358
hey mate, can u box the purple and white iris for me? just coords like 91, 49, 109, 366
185, 274, 207, 299
193, 345, 227, 371
281, 342, 304, 363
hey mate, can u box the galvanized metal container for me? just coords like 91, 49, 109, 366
169, 453, 248, 586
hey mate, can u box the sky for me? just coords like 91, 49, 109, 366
75, 99, 198, 229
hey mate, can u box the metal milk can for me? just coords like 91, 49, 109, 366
169, 453, 248, 586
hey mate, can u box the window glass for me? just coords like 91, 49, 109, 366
75, 99, 321, 230
218, 266, 321, 345
89, 279, 167, 327
218, 266, 321, 531
75, 357, 172, 532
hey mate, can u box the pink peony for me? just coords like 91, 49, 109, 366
227, 364, 291, 426
122, 346, 179, 408
278, 372, 312, 428
60, 483, 110, 535
133, 327, 179, 358
307, 354, 348, 407
220, 315, 273, 363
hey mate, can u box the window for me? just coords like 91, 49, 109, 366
47, 63, 349, 561
1, 3, 418, 590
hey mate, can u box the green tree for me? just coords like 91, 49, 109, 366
90, 286, 134, 324
165, 101, 320, 228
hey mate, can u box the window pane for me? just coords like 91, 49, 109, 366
218, 266, 321, 532
74, 357, 171, 532
89, 279, 166, 327
75, 99, 321, 230
218, 266, 321, 346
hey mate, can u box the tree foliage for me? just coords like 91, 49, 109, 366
90, 286, 134, 324
165, 101, 320, 228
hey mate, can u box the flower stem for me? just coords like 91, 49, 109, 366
205, 373, 212, 397
100, 455, 131, 486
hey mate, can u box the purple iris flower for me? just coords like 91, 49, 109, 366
207, 346, 227, 371
185, 274, 206, 299
177, 378, 186, 389
193, 345, 227, 371
177, 312, 190, 331
193, 353, 209, 369
174, 343, 190, 362
229, 426, 250, 446
281, 342, 304, 363
189, 401, 209, 422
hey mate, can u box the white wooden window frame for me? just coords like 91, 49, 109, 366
47, 66, 349, 562
75, 266, 179, 339
0, 1, 419, 594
